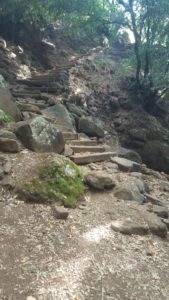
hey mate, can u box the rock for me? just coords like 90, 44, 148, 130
85, 170, 116, 190
19, 155, 84, 207
3, 161, 12, 174
118, 147, 142, 163
114, 179, 146, 203
0, 169, 4, 180
0, 138, 20, 153
161, 181, 169, 192
103, 161, 119, 173
66, 103, 87, 117
130, 172, 142, 179
147, 205, 169, 219
0, 130, 17, 140
0, 76, 21, 121
79, 117, 104, 138
64, 145, 73, 157
15, 116, 65, 153
128, 128, 147, 142
139, 141, 169, 173
161, 218, 169, 230
111, 156, 141, 172
42, 104, 74, 131
1, 176, 15, 190
52, 205, 69, 219
145, 193, 165, 206
111, 219, 148, 236
111, 206, 167, 238
27, 297, 37, 300
17, 103, 40, 114
109, 97, 120, 112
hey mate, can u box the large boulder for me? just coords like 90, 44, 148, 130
0, 75, 21, 121
79, 117, 104, 138
42, 103, 74, 132
139, 141, 169, 173
114, 179, 147, 204
85, 170, 116, 190
19, 155, 84, 207
118, 147, 142, 163
15, 116, 65, 153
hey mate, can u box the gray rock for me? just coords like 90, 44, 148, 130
1, 176, 15, 190
147, 205, 169, 219
128, 128, 147, 142
15, 116, 65, 153
0, 138, 20, 153
114, 180, 146, 204
111, 209, 167, 238
79, 117, 104, 138
52, 205, 69, 220
118, 147, 142, 163
3, 161, 12, 174
66, 103, 87, 117
64, 145, 73, 157
85, 170, 116, 190
111, 156, 141, 172
145, 193, 165, 206
140, 141, 169, 173
42, 104, 74, 131
17, 103, 40, 113
131, 172, 142, 179
0, 130, 17, 140
111, 219, 148, 236
0, 169, 4, 180
0, 78, 21, 121
161, 181, 169, 192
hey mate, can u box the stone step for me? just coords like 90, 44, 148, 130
70, 145, 105, 153
66, 139, 97, 146
25, 86, 58, 93
12, 91, 42, 99
62, 132, 79, 140
70, 152, 115, 165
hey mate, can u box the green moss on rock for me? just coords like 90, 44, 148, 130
20, 156, 84, 207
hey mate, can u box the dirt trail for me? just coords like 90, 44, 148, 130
1, 187, 169, 300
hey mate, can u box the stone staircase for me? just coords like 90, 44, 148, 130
13, 69, 115, 165
62, 131, 115, 165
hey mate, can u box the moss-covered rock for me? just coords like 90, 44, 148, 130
19, 156, 84, 207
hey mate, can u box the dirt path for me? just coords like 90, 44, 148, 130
1, 188, 169, 300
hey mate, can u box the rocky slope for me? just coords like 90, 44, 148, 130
0, 29, 169, 300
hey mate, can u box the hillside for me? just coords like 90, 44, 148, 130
0, 27, 169, 300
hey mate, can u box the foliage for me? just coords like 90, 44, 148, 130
0, 109, 13, 123
116, 0, 169, 90
1, 0, 169, 94
20, 156, 84, 207
0, 0, 120, 42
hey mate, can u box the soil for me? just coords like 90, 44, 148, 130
0, 151, 169, 300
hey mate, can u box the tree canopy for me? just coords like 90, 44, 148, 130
0, 0, 169, 93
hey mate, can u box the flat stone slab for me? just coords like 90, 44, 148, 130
70, 145, 105, 153
111, 156, 141, 172
70, 152, 115, 165
62, 132, 79, 140
67, 140, 97, 146
111, 206, 167, 238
